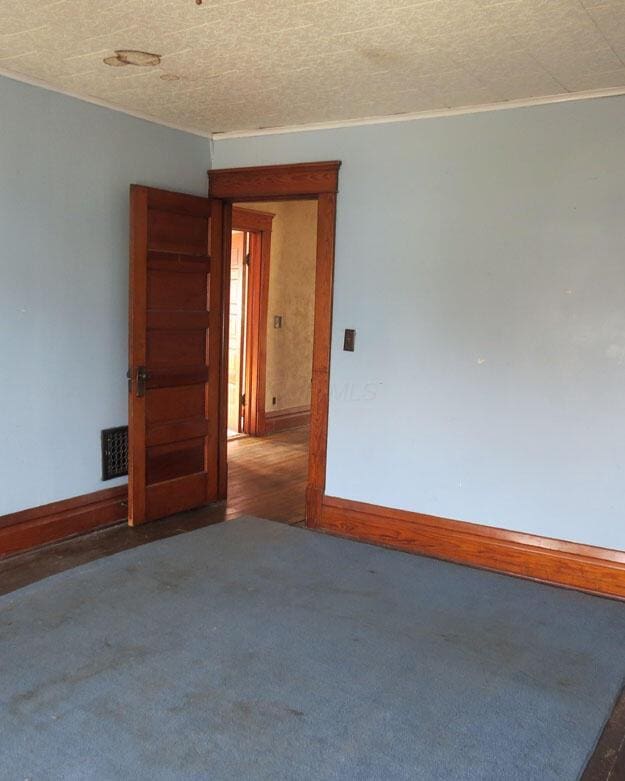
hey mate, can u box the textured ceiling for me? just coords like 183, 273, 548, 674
1, 0, 624, 135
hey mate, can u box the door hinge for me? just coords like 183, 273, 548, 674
241, 393, 246, 406
245, 253, 251, 265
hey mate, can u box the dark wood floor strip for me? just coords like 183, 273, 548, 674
581, 685, 625, 781
0, 427, 308, 596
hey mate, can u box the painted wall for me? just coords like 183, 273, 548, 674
242, 201, 317, 413
213, 96, 625, 550
0, 76, 210, 515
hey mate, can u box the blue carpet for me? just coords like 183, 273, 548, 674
1, 517, 625, 780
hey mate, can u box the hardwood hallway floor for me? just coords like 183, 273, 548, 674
226, 426, 307, 524
0, 427, 309, 596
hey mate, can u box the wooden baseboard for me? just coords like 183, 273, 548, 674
320, 495, 625, 600
265, 405, 311, 434
0, 486, 128, 558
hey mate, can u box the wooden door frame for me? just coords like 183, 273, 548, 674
231, 207, 274, 436
208, 161, 341, 527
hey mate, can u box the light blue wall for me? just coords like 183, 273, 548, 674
0, 76, 210, 515
213, 97, 625, 549
3, 76, 624, 549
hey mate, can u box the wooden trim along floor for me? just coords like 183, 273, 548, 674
5, 479, 625, 601
0, 428, 308, 564
264, 406, 311, 434
320, 495, 625, 600
0, 486, 127, 558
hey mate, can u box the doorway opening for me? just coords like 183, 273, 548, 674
225, 200, 318, 522
227, 228, 248, 439
226, 207, 274, 440
210, 162, 340, 527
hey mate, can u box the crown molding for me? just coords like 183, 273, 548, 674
212, 85, 625, 140
0, 67, 213, 139
2, 66, 624, 143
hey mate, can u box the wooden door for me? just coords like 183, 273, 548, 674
128, 186, 224, 525
227, 230, 247, 434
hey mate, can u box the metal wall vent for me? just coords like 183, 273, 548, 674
101, 426, 128, 480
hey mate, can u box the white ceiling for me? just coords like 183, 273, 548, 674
1, 0, 624, 136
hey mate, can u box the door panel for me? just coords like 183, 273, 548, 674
146, 386, 205, 423
129, 185, 223, 525
147, 330, 206, 368
146, 417, 209, 448
148, 210, 208, 253
148, 268, 208, 309
146, 473, 207, 520
146, 438, 206, 485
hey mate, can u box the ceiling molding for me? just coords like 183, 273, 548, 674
212, 86, 625, 141
3, 65, 624, 145
0, 67, 212, 140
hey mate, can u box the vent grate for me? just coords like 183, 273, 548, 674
101, 426, 128, 481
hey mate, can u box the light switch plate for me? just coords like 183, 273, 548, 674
343, 329, 356, 352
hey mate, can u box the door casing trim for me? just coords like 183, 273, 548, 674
208, 161, 341, 525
